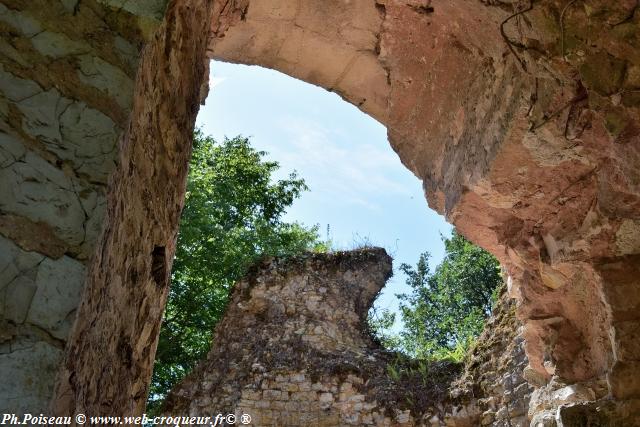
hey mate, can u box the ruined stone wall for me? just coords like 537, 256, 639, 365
0, 0, 166, 413
0, 0, 638, 422
163, 249, 456, 426
208, 0, 640, 422
452, 291, 533, 427
164, 249, 536, 427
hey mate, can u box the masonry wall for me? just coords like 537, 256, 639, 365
0, 0, 166, 413
164, 249, 454, 425
162, 249, 535, 427
451, 292, 533, 427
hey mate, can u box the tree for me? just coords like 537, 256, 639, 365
368, 307, 401, 350
149, 131, 323, 409
397, 231, 502, 360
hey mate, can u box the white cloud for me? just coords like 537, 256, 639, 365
261, 116, 412, 211
210, 76, 226, 89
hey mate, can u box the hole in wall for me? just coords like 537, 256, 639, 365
151, 246, 167, 287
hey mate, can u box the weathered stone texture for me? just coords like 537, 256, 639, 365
50, 0, 213, 417
208, 0, 640, 423
0, 235, 80, 412
452, 291, 534, 427
164, 249, 468, 426
0, 0, 166, 414
163, 250, 536, 427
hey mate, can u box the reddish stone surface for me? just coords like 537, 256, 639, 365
207, 0, 640, 419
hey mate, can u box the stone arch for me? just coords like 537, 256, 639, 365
0, 0, 634, 422
205, 1, 636, 401
203, 0, 640, 419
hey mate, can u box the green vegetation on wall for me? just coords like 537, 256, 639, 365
371, 232, 502, 361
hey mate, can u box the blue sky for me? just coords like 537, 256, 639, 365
197, 60, 452, 330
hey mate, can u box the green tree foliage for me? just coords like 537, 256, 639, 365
396, 231, 502, 360
367, 307, 401, 350
149, 131, 323, 408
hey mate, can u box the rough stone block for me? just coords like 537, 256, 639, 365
0, 236, 44, 323
616, 220, 640, 256
31, 31, 89, 58
18, 88, 72, 143
26, 255, 85, 340
59, 102, 118, 183
77, 55, 133, 110
609, 361, 640, 400
612, 320, 640, 362
0, 5, 42, 37
0, 339, 62, 415
0, 66, 41, 102
4, 276, 38, 324
0, 145, 87, 247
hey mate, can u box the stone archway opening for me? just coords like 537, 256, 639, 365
197, 58, 452, 318
204, 1, 637, 411
147, 57, 458, 413
11, 0, 633, 424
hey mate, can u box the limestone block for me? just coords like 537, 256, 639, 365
0, 339, 62, 414
0, 236, 44, 323
31, 31, 90, 58
480, 410, 494, 425
77, 54, 134, 110
1, 68, 119, 184
0, 143, 87, 246
0, 236, 44, 280
616, 219, 640, 255
4, 276, 38, 324
59, 102, 118, 183
0, 65, 41, 102
17, 88, 73, 143
530, 410, 558, 427
0, 132, 27, 169
0, 5, 42, 37
550, 384, 596, 406
27, 255, 85, 340
13, 84, 119, 183
1, 131, 104, 256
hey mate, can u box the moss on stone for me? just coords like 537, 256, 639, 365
605, 109, 630, 137
579, 51, 627, 95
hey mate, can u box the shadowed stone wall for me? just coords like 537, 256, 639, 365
0, 0, 166, 414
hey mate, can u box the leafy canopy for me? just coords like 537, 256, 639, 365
149, 131, 324, 408
371, 231, 502, 361
398, 231, 502, 360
